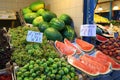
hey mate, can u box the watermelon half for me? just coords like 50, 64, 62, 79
64, 38, 81, 54
55, 40, 76, 56
75, 38, 94, 52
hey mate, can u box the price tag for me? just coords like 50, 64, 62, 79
80, 24, 96, 36
26, 30, 43, 43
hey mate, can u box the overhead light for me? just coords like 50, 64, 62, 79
98, 6, 103, 11
113, 5, 119, 10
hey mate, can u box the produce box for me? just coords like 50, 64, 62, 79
0, 67, 14, 80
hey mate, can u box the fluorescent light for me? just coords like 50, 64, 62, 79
98, 7, 103, 11
113, 5, 119, 10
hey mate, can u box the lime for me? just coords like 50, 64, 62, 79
30, 60, 35, 65
29, 65, 34, 70
63, 67, 69, 74
24, 71, 30, 77
31, 73, 37, 78
17, 77, 22, 80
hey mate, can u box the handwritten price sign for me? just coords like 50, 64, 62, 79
26, 31, 43, 43
80, 24, 96, 36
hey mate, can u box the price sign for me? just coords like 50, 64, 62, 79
26, 30, 43, 43
80, 24, 96, 36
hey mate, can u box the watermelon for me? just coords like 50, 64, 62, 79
75, 38, 94, 52
96, 27, 103, 35
41, 11, 57, 22
55, 41, 76, 56
50, 18, 65, 31
32, 16, 44, 27
62, 25, 75, 41
68, 54, 111, 76
95, 51, 120, 70
96, 34, 108, 45
38, 21, 49, 32
59, 14, 72, 25
80, 54, 111, 74
68, 56, 99, 76
44, 27, 63, 41
64, 38, 81, 54
37, 8, 46, 16
29, 1, 45, 12
24, 12, 38, 24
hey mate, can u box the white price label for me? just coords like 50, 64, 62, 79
80, 24, 96, 36
26, 31, 43, 43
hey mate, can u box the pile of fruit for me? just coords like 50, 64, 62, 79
94, 14, 110, 23
17, 57, 79, 80
97, 37, 120, 60
22, 1, 75, 41
8, 26, 60, 66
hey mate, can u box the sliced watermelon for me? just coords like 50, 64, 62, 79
68, 56, 99, 76
80, 54, 110, 74
64, 38, 81, 54
80, 54, 111, 74
95, 51, 120, 70
83, 54, 111, 69
96, 34, 108, 43
75, 38, 94, 52
55, 40, 75, 56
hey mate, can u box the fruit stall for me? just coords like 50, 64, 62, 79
0, 0, 120, 80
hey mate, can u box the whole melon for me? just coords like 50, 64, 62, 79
38, 21, 49, 32
24, 12, 38, 24
22, 7, 32, 15
50, 18, 65, 31
59, 14, 72, 25
62, 25, 75, 41
37, 8, 46, 16
29, 1, 45, 12
32, 16, 44, 27
41, 11, 57, 22
44, 27, 63, 41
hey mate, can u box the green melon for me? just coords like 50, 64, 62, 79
38, 21, 49, 32
44, 27, 63, 41
50, 18, 65, 31
59, 14, 72, 25
41, 11, 57, 22
62, 25, 75, 41
22, 7, 32, 15
24, 12, 39, 24
32, 16, 44, 27
29, 1, 45, 12
37, 8, 46, 16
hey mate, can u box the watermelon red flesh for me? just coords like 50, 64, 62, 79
55, 41, 75, 56
75, 38, 94, 52
95, 51, 120, 70
96, 34, 108, 42
84, 54, 110, 68
64, 38, 81, 54
68, 56, 99, 76
80, 54, 110, 74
